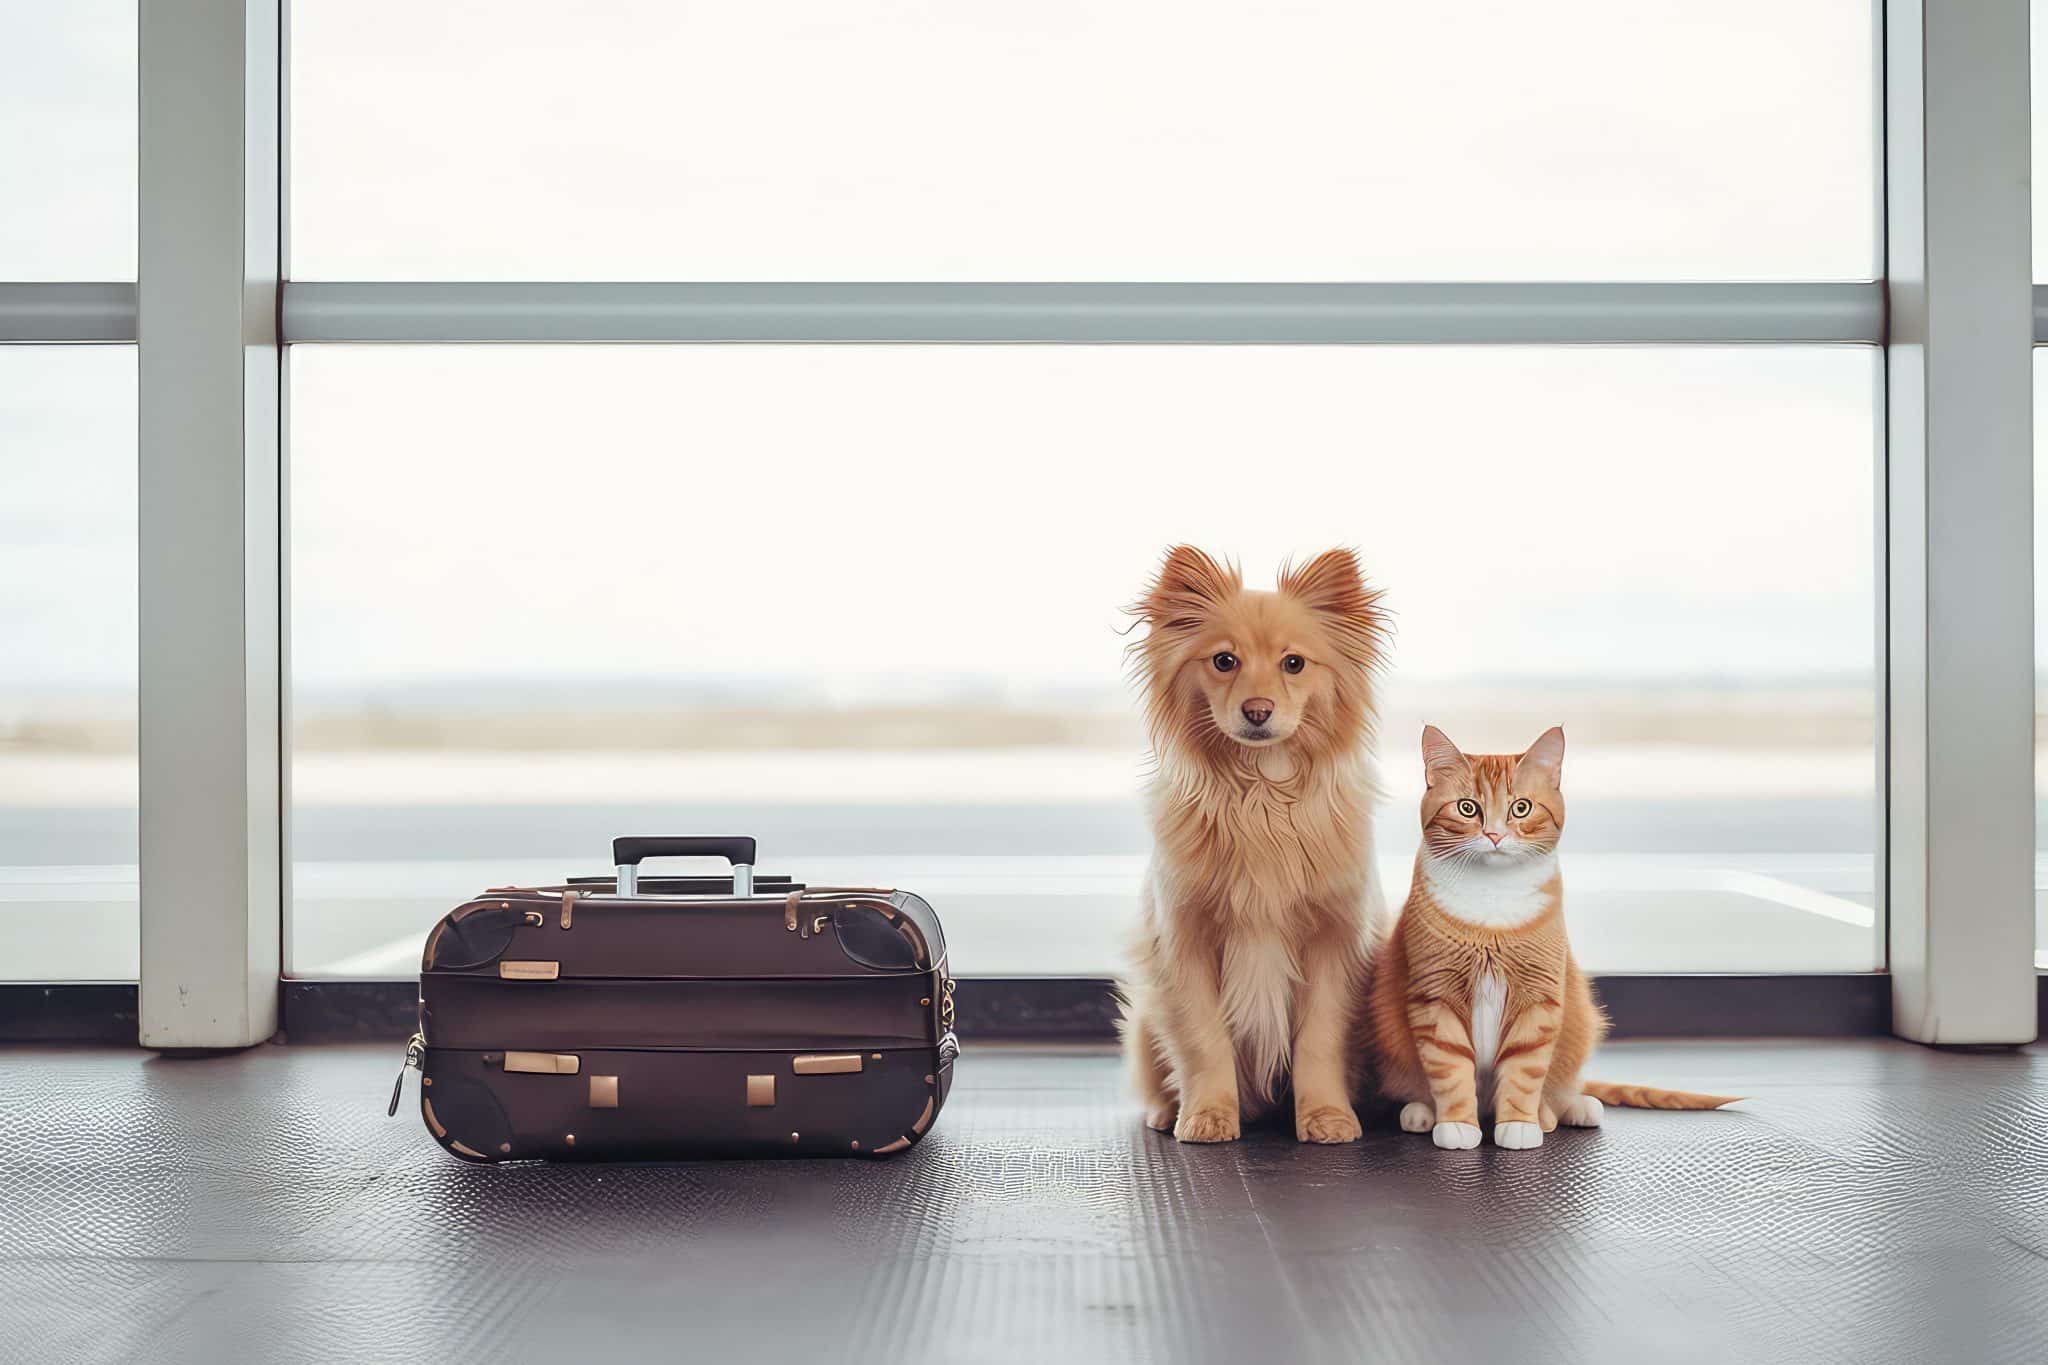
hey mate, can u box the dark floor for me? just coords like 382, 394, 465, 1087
3, 1040, 2045, 1365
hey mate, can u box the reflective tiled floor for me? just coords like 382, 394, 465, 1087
2, 1040, 2044, 1364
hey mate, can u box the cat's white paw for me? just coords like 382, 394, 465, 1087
1561, 1095, 1605, 1128
1399, 1102, 1435, 1133
1493, 1121, 1543, 1150
1432, 1121, 1482, 1150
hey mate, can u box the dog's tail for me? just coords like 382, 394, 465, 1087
1580, 1079, 1742, 1110
1115, 981, 1177, 1117
1110, 978, 1138, 1035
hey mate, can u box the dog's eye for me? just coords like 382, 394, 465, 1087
1455, 799, 1480, 819
1281, 655, 1305, 675
1510, 798, 1533, 819
1212, 652, 1238, 673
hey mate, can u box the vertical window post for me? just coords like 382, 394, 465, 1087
1884, 0, 2037, 1043
137, 0, 283, 1047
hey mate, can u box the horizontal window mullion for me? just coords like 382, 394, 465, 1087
280, 281, 1884, 346
0, 283, 138, 343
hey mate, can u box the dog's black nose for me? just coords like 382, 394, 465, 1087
1241, 699, 1274, 726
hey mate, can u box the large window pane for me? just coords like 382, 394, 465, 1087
0, 1, 136, 280
290, 1, 1878, 282
0, 346, 137, 981
287, 345, 1879, 977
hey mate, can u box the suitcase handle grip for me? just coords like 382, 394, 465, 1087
612, 836, 757, 897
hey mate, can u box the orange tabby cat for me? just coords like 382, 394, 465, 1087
1367, 725, 1738, 1150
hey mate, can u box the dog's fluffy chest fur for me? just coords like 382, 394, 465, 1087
1150, 752, 1376, 933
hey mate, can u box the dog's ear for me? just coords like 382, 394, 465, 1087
1135, 545, 1239, 628
1421, 724, 1466, 786
1279, 548, 1389, 669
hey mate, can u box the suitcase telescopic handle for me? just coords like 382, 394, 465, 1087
612, 836, 757, 897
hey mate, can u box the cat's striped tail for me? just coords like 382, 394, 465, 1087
1580, 1080, 1741, 1110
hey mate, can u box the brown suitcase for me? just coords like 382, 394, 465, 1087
391, 836, 956, 1161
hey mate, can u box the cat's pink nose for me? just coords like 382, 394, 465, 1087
1485, 831, 1505, 847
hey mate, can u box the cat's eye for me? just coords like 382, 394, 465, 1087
1281, 654, 1306, 674
1211, 652, 1238, 673
1455, 799, 1480, 819
1510, 798, 1533, 818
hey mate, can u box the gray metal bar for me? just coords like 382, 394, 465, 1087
281, 281, 1884, 345
0, 283, 139, 342
138, 0, 283, 1049
1883, 0, 2036, 1044
2033, 284, 2048, 343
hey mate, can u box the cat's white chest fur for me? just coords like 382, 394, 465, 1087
1422, 852, 1558, 930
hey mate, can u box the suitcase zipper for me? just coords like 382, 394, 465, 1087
387, 1030, 426, 1117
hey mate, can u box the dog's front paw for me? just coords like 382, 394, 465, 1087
1493, 1121, 1543, 1150
1295, 1102, 1362, 1144
1174, 1101, 1241, 1144
1143, 1102, 1178, 1132
1431, 1121, 1482, 1150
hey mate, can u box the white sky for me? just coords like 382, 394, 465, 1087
0, 2, 134, 278
2, 1, 1886, 281
3, 343, 1882, 695
283, 0, 1881, 282
282, 344, 1881, 695
7, 0, 2047, 701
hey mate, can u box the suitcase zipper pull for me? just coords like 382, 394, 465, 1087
387, 1030, 426, 1117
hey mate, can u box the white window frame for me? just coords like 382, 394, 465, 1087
0, 0, 2033, 1046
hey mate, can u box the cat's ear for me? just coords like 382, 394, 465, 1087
1516, 726, 1566, 787
1133, 545, 1239, 627
1421, 725, 1465, 786
1279, 548, 1389, 669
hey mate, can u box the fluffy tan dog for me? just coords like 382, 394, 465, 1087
1119, 545, 1390, 1143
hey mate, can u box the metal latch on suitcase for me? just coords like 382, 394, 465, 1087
503, 1052, 581, 1075
792, 1053, 864, 1075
